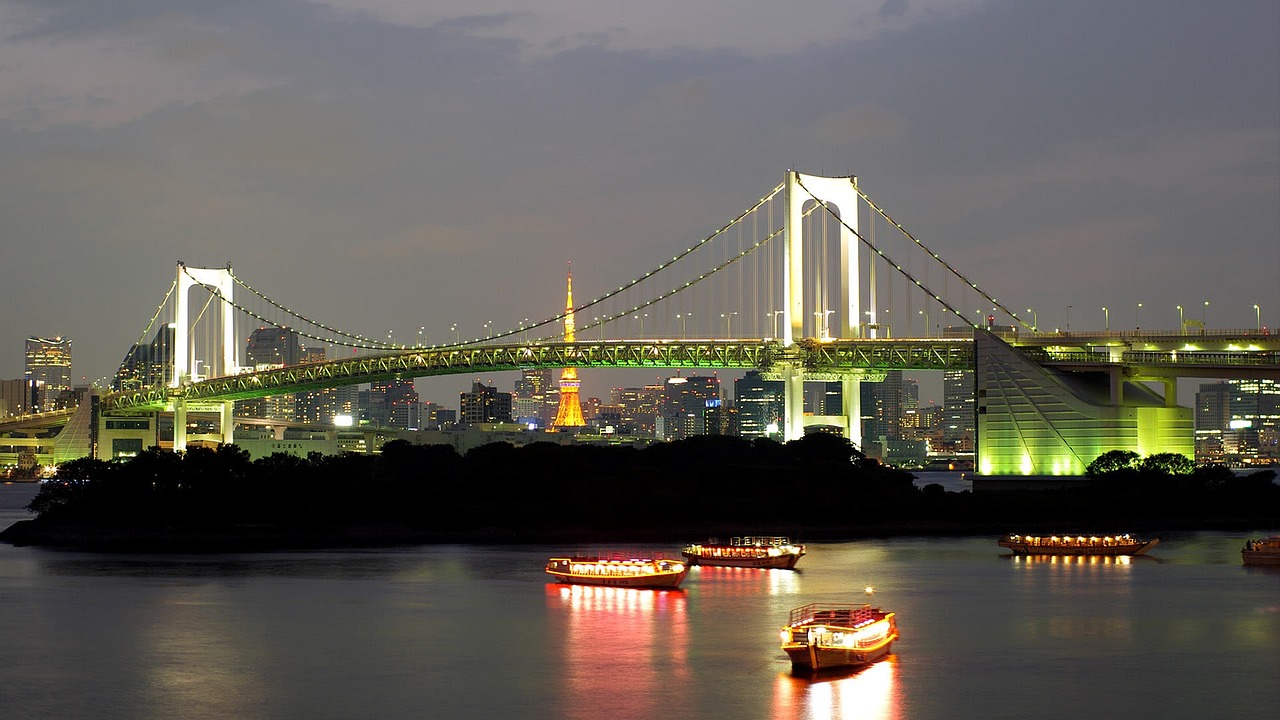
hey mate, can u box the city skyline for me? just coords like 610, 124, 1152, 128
1, 1, 1276, 397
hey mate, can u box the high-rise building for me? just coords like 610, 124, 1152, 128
1196, 379, 1280, 464
25, 336, 72, 412
294, 347, 359, 425
734, 370, 784, 439
113, 324, 174, 391
386, 379, 421, 429
552, 269, 587, 429
514, 368, 557, 428
942, 370, 975, 451
609, 386, 662, 436
660, 375, 720, 440
460, 381, 513, 425
861, 370, 904, 443
240, 327, 302, 421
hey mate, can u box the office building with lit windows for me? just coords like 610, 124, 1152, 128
24, 336, 72, 412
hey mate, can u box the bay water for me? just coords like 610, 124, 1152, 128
1, 482, 1276, 720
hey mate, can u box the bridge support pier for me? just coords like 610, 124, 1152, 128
782, 362, 805, 442
173, 399, 188, 452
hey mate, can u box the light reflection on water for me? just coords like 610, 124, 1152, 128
773, 656, 901, 720
688, 564, 801, 597
547, 584, 691, 720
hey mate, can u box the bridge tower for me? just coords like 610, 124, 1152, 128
171, 262, 239, 451
778, 171, 872, 446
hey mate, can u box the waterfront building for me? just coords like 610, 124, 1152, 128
25, 336, 72, 412
1195, 379, 1280, 465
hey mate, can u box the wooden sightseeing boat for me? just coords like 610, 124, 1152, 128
1241, 535, 1280, 566
997, 533, 1159, 556
780, 602, 898, 672
682, 536, 806, 569
544, 554, 688, 589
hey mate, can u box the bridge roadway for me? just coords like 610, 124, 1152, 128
94, 332, 1280, 414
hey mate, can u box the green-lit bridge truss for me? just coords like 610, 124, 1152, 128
97, 336, 1280, 414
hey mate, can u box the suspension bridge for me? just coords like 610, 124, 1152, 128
8, 171, 1280, 476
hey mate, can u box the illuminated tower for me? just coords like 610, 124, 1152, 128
552, 268, 587, 428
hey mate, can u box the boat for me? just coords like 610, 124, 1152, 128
997, 533, 1159, 556
779, 602, 898, 672
681, 536, 806, 569
1241, 535, 1280, 566
544, 554, 688, 588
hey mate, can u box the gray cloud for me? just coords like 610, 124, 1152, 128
0, 0, 1275, 404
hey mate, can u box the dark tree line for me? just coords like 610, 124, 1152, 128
19, 438, 1280, 544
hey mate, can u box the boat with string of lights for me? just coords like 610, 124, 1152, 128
682, 536, 806, 569
997, 533, 1159, 556
545, 553, 688, 589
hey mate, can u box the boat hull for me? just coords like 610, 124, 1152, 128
780, 604, 898, 673
784, 641, 894, 672
1242, 537, 1280, 566
998, 536, 1159, 556
682, 552, 803, 569
544, 569, 687, 588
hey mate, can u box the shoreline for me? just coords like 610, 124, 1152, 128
4, 517, 1274, 553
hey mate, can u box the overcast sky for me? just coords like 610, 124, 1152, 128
2, 0, 1277, 405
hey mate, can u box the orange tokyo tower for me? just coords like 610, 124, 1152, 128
551, 266, 587, 428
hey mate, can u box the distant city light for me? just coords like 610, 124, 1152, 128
333, 414, 354, 427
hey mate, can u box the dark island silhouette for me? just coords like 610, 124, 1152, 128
2, 434, 1276, 552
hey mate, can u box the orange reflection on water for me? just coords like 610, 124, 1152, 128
691, 565, 801, 597
772, 655, 901, 720
545, 584, 690, 719
1010, 554, 1135, 567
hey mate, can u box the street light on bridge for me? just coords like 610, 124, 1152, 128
1136, 302, 1143, 331
816, 310, 834, 339
1026, 307, 1037, 332
919, 309, 930, 338
450, 323, 458, 343
766, 310, 784, 339
1203, 301, 1209, 326
676, 313, 692, 338
721, 312, 738, 338
633, 313, 647, 338
1176, 305, 1184, 334
1102, 306, 1109, 332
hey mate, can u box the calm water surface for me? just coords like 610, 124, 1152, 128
1, 482, 1277, 720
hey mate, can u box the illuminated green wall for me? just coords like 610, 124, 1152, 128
975, 332, 1192, 476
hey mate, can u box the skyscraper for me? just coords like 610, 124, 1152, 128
660, 375, 720, 440
552, 268, 586, 428
1196, 379, 1280, 464
942, 369, 975, 451
734, 370, 784, 439
241, 327, 302, 420
25, 336, 72, 412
